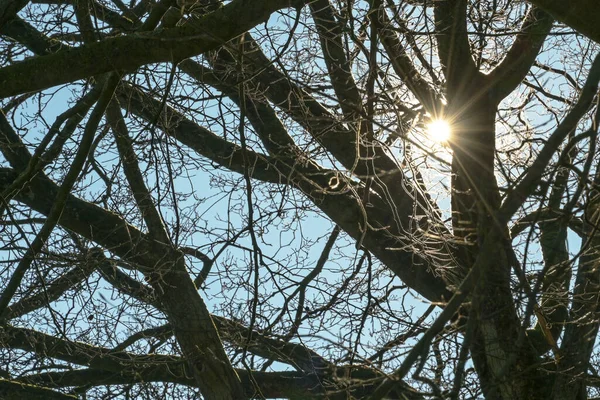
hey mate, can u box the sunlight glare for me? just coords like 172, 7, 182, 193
427, 119, 451, 143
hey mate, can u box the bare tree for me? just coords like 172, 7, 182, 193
0, 0, 600, 399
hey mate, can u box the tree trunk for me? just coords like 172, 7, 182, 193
448, 91, 549, 399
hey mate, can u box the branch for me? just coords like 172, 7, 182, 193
309, 0, 363, 116
3, 257, 96, 319
2, 323, 418, 399
0, 0, 28, 29
0, 120, 247, 400
106, 100, 171, 242
526, 0, 600, 44
369, 0, 443, 114
1, 84, 449, 309
499, 52, 600, 220
368, 226, 503, 399
177, 59, 306, 162
116, 83, 287, 184
2, 18, 451, 304
0, 74, 120, 318
4, 20, 450, 308
0, 16, 64, 55
94, 252, 333, 374
434, 0, 481, 96
487, 6, 553, 103
117, 85, 452, 302
0, 0, 305, 98
0, 379, 76, 400
535, 141, 579, 351
551, 124, 600, 400
19, 368, 421, 400
219, 34, 401, 178
511, 208, 583, 239
0, 324, 179, 372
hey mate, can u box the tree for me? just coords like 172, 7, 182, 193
0, 0, 599, 399
526, 0, 600, 45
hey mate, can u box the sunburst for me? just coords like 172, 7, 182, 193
427, 119, 452, 143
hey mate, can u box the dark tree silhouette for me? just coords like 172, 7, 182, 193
527, 0, 600, 44
0, 0, 599, 399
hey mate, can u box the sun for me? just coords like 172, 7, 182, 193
427, 119, 452, 143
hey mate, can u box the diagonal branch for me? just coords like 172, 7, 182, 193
309, 0, 363, 117
369, 0, 443, 114
526, 0, 600, 44
486, 6, 553, 103
0, 0, 306, 98
95, 253, 332, 373
117, 84, 452, 303
177, 59, 306, 162
2, 17, 451, 304
0, 379, 76, 400
499, 52, 600, 220
0, 74, 120, 319
3, 258, 96, 320
116, 83, 288, 185
106, 100, 171, 242
218, 34, 400, 178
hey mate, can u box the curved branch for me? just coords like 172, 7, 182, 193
500, 52, 600, 220
486, 6, 553, 103
0, 0, 305, 98
526, 0, 600, 44
117, 86, 452, 303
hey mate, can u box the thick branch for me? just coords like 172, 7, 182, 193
19, 368, 421, 400
117, 85, 452, 303
309, 0, 363, 116
4, 259, 96, 320
116, 84, 286, 184
487, 6, 553, 103
0, 117, 246, 399
94, 253, 331, 374
526, 0, 600, 44
2, 18, 451, 304
0, 0, 305, 98
218, 35, 401, 178
178, 60, 304, 160
0, 379, 76, 400
0, 0, 28, 29
434, 0, 481, 96
369, 0, 443, 114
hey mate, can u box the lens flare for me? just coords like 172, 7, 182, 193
427, 119, 451, 143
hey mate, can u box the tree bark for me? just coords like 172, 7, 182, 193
526, 0, 600, 44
